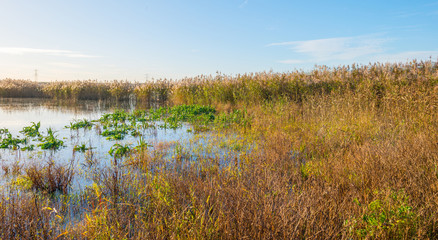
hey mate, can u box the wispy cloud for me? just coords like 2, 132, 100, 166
373, 51, 438, 63
270, 35, 438, 66
269, 35, 389, 64
239, 0, 248, 8
0, 47, 98, 58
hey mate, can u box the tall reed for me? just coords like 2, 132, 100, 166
0, 79, 46, 98
0, 60, 437, 239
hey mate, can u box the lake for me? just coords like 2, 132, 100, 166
0, 98, 195, 191
0, 98, 248, 193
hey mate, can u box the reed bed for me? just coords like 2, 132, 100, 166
2, 60, 436, 105
0, 60, 437, 239
0, 79, 46, 98
43, 80, 135, 101
0, 79, 136, 101
167, 61, 438, 107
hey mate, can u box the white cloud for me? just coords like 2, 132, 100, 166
0, 47, 98, 58
269, 36, 388, 63
372, 51, 438, 63
268, 35, 438, 66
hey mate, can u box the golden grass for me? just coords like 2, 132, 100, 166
0, 79, 46, 98
0, 79, 135, 101
0, 60, 437, 239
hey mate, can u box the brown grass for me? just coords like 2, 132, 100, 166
0, 60, 437, 239
0, 79, 46, 98
25, 160, 75, 194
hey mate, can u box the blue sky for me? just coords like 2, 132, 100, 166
0, 0, 437, 81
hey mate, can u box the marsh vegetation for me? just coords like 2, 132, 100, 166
0, 60, 437, 239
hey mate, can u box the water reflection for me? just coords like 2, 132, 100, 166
0, 98, 136, 134
0, 98, 251, 195
0, 98, 191, 191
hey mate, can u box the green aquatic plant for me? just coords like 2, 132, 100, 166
109, 143, 131, 158
73, 143, 93, 153
134, 136, 151, 152
0, 128, 9, 136
98, 110, 141, 140
101, 127, 129, 140
0, 133, 27, 150
37, 128, 64, 150
100, 109, 129, 123
21, 144, 35, 151
20, 121, 41, 138
145, 104, 217, 130
66, 119, 94, 130
131, 109, 147, 119
130, 128, 142, 137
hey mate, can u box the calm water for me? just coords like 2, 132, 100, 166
0, 98, 250, 194
0, 97, 251, 228
0, 98, 192, 190
0, 98, 134, 134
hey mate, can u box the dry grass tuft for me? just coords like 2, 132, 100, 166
25, 161, 75, 194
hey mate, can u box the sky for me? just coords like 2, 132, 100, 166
0, 0, 437, 82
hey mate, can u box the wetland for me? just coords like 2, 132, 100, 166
0, 61, 437, 239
